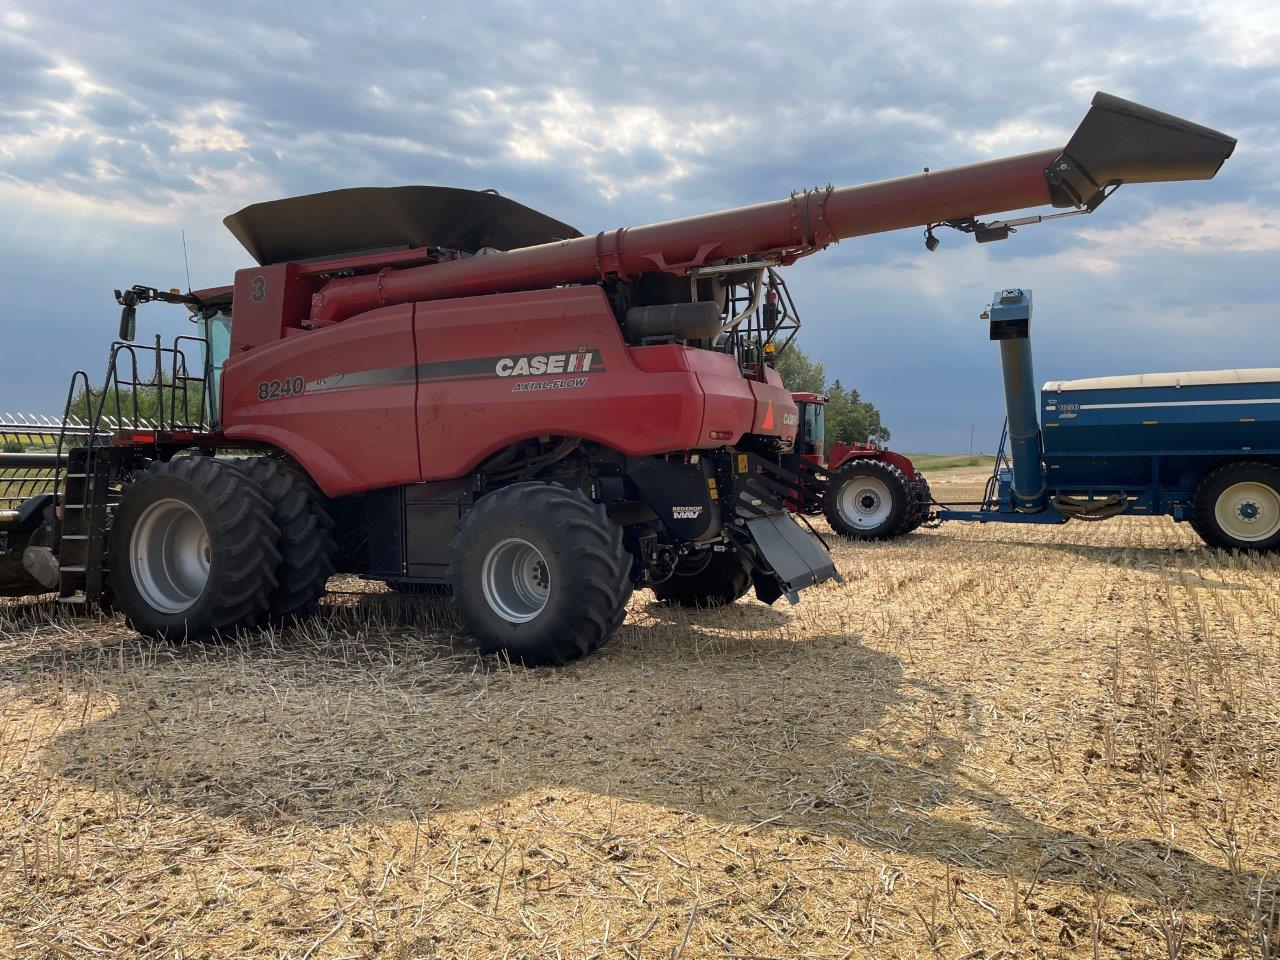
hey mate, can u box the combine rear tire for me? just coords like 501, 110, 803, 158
228, 457, 336, 622
1191, 461, 1280, 552
449, 482, 633, 666
824, 459, 911, 540
109, 458, 280, 640
652, 550, 751, 607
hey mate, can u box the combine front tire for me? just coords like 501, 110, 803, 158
449, 482, 633, 666
109, 458, 281, 640
652, 550, 751, 607
1191, 461, 1280, 552
824, 459, 911, 540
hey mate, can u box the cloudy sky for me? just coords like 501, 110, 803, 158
1, 0, 1276, 451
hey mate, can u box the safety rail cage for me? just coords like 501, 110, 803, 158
50, 333, 213, 506
720, 267, 802, 376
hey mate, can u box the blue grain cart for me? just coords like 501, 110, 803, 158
939, 289, 1280, 550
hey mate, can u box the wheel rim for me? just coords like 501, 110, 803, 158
130, 498, 211, 614
838, 476, 893, 530
1214, 481, 1280, 542
481, 537, 551, 623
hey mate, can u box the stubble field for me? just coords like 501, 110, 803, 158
1, 468, 1277, 959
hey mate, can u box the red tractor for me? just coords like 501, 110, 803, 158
0, 93, 1234, 664
785, 392, 931, 539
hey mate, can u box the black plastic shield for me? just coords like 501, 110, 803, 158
1049, 92, 1236, 208
745, 512, 841, 603
225, 186, 582, 265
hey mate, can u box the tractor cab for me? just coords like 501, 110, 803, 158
790, 392, 826, 463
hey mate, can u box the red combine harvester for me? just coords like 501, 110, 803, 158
0, 93, 1234, 664
783, 392, 932, 539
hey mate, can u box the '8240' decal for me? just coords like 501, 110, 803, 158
257, 377, 305, 401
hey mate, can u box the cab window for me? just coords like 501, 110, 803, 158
202, 308, 232, 425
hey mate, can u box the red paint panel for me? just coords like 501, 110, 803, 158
413, 287, 711, 480
750, 368, 799, 442
826, 443, 917, 480
221, 303, 420, 496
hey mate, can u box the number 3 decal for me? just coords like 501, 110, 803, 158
250, 275, 267, 302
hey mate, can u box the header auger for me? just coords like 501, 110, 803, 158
0, 91, 1234, 665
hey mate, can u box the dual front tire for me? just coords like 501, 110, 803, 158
110, 457, 335, 640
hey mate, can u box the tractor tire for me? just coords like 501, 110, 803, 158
651, 550, 752, 607
1190, 461, 1280, 552
902, 475, 934, 533
824, 458, 912, 540
449, 482, 633, 666
109, 457, 281, 641
228, 457, 336, 622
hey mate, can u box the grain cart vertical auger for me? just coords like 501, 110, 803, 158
0, 92, 1233, 664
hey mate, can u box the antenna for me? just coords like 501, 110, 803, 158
181, 229, 192, 293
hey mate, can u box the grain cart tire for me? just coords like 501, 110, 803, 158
109, 458, 281, 641
825, 459, 912, 540
228, 457, 336, 622
651, 550, 752, 607
1191, 461, 1280, 552
449, 482, 633, 666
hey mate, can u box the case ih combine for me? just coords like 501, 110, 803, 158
0, 93, 1233, 664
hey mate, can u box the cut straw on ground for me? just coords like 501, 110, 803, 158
1, 469, 1277, 958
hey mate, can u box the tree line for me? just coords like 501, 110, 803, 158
775, 344, 890, 445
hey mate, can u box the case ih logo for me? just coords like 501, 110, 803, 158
495, 347, 600, 378
415, 347, 605, 383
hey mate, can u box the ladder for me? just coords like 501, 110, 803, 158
57, 444, 112, 604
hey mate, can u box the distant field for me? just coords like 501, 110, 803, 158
905, 453, 997, 472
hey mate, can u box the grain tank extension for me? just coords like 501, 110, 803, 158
0, 92, 1236, 663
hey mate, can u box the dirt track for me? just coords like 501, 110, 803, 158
2, 469, 1277, 958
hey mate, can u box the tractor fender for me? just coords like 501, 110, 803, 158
826, 444, 917, 481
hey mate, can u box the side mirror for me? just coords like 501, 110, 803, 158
116, 288, 140, 341
119, 304, 137, 341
